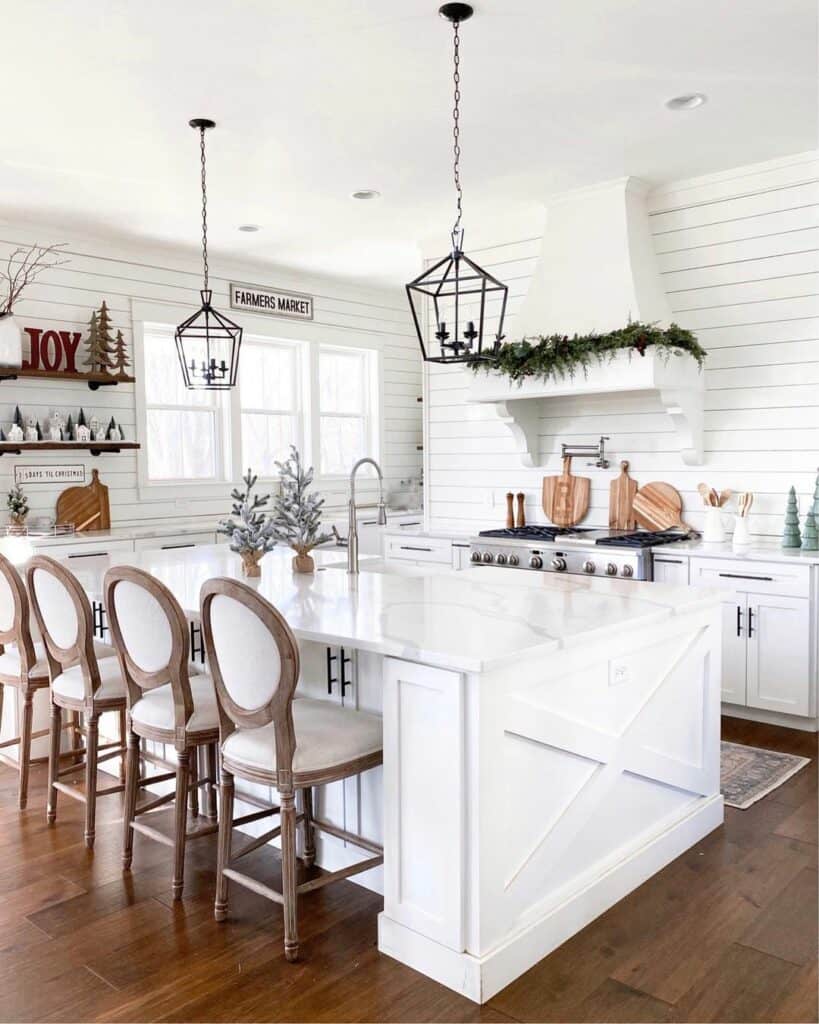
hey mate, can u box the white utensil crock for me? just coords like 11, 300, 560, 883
732, 515, 752, 550
703, 506, 729, 544
0, 313, 23, 369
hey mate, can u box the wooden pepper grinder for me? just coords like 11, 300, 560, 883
516, 492, 526, 528
505, 492, 515, 528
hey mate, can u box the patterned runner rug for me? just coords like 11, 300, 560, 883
721, 740, 811, 809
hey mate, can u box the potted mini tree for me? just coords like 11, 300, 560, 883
271, 446, 332, 573
6, 483, 29, 530
217, 470, 278, 577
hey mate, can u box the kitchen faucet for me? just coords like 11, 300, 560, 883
347, 457, 387, 574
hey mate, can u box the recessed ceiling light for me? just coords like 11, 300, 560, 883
351, 189, 381, 200
238, 224, 260, 232
665, 93, 707, 110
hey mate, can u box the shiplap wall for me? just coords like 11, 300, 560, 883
0, 222, 422, 525
425, 152, 819, 539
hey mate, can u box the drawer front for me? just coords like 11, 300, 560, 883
42, 538, 135, 559
133, 531, 215, 551
690, 557, 810, 598
384, 535, 452, 564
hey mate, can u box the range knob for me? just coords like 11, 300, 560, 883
529, 555, 543, 569
551, 556, 567, 572
508, 554, 520, 567
582, 559, 596, 574
470, 550, 482, 563
606, 563, 618, 576
496, 553, 508, 565
482, 552, 495, 564
621, 564, 634, 578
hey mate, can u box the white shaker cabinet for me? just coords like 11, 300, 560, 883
746, 593, 811, 716
651, 555, 689, 585
719, 592, 749, 706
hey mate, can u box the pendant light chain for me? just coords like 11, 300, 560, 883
451, 18, 463, 250
199, 125, 210, 294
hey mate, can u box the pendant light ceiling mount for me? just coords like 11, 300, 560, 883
175, 116, 243, 390
406, 3, 509, 364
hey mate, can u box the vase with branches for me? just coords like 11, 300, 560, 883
271, 446, 332, 573
216, 469, 278, 577
0, 243, 69, 368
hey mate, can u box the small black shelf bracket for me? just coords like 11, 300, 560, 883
87, 379, 119, 391
0, 448, 22, 456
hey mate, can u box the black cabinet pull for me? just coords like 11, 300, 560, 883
399, 521, 421, 527
340, 647, 352, 696
718, 572, 773, 582
68, 551, 108, 558
748, 607, 755, 638
161, 542, 195, 550
326, 647, 338, 694
736, 605, 743, 637
400, 545, 432, 552
655, 558, 684, 564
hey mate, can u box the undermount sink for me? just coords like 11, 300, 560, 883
322, 557, 444, 577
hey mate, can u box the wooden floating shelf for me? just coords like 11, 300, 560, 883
0, 442, 140, 457
0, 368, 135, 391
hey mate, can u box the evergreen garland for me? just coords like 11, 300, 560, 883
271, 446, 332, 556
465, 321, 706, 384
216, 469, 278, 556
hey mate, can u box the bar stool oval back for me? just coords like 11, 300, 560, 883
201, 577, 383, 963
104, 565, 220, 899
0, 552, 52, 808
26, 555, 126, 847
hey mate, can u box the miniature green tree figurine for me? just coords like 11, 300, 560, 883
271, 446, 333, 572
216, 469, 278, 577
6, 483, 28, 526
802, 510, 819, 551
782, 486, 801, 548
112, 329, 130, 378
813, 471, 819, 517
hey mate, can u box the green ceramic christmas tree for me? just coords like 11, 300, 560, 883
812, 471, 819, 517
802, 510, 818, 551
782, 486, 801, 548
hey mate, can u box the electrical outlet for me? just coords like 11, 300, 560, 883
610, 660, 630, 687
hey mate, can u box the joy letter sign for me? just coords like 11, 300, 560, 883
22, 327, 83, 372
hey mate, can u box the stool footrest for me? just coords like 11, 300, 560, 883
297, 855, 383, 895
221, 868, 284, 906
130, 820, 174, 847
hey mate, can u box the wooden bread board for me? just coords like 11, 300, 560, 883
542, 456, 590, 527
56, 469, 110, 532
632, 481, 693, 532
609, 461, 637, 530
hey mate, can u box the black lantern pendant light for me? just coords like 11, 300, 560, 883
406, 3, 508, 364
175, 118, 243, 389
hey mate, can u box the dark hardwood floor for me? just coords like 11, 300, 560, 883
0, 717, 815, 1023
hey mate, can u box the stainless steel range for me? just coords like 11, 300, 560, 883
469, 526, 693, 581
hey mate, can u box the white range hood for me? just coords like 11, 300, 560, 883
467, 177, 704, 466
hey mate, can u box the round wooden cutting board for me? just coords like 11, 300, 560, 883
631, 481, 694, 532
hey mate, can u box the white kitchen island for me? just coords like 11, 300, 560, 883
62, 543, 723, 1003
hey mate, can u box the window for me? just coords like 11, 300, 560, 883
142, 324, 227, 482
240, 338, 303, 477
318, 345, 378, 475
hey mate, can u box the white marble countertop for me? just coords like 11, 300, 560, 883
58, 543, 720, 674
650, 538, 819, 565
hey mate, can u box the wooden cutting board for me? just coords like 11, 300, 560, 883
609, 461, 637, 530
632, 481, 693, 532
542, 456, 590, 527
56, 469, 110, 532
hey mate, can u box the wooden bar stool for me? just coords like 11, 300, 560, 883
27, 555, 128, 847
105, 566, 221, 899
201, 577, 383, 962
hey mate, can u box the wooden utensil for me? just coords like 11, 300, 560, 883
609, 460, 638, 530
542, 456, 591, 527
697, 482, 712, 507
505, 492, 515, 528
516, 492, 526, 528
718, 488, 732, 507
56, 469, 110, 532
632, 481, 695, 532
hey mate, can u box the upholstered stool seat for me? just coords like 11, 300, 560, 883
51, 655, 126, 705
222, 699, 382, 780
131, 673, 218, 736
0, 639, 116, 682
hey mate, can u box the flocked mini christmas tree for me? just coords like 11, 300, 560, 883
216, 469, 278, 578
802, 509, 818, 551
271, 446, 333, 572
6, 483, 28, 525
782, 486, 801, 548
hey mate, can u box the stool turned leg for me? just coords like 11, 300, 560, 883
18, 690, 34, 810
46, 702, 62, 824
214, 770, 234, 922
84, 714, 100, 849
188, 748, 199, 819
281, 792, 299, 962
205, 742, 218, 820
298, 787, 316, 867
122, 728, 140, 870
172, 750, 190, 900
118, 708, 127, 782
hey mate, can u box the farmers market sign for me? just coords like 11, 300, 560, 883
229, 283, 314, 321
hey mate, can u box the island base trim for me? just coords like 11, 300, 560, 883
377, 793, 724, 1004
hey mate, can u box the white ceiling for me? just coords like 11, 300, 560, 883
2, 0, 816, 287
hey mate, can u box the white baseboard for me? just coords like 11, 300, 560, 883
378, 794, 724, 1004
723, 704, 818, 733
